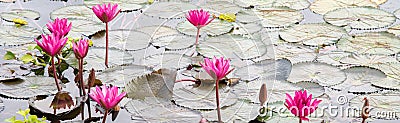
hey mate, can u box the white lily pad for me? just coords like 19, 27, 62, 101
234, 59, 292, 81
124, 69, 177, 100
255, 6, 303, 28
0, 98, 3, 113
96, 64, 153, 87
176, 19, 233, 36
151, 35, 196, 50
201, 101, 259, 122
339, 54, 398, 69
125, 97, 202, 122
0, 9, 40, 21
275, 43, 317, 64
331, 66, 386, 94
279, 23, 346, 46
310, 0, 377, 15
349, 93, 400, 120
0, 25, 41, 46
237, 0, 310, 10
324, 7, 396, 30
143, 2, 198, 19
287, 62, 346, 86
0, 64, 31, 81
91, 29, 150, 51
0, 0, 31, 2
388, 24, 400, 37
394, 8, 400, 19
84, 0, 144, 12
232, 23, 263, 35
375, 62, 400, 80
372, 77, 400, 90
136, 26, 180, 40
0, 76, 61, 99
204, 1, 241, 14
235, 10, 261, 23
50, 5, 99, 22
317, 51, 352, 67
143, 53, 192, 70
69, 19, 104, 36
197, 34, 267, 60
172, 82, 237, 110
337, 33, 400, 55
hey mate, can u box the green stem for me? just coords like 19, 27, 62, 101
105, 22, 109, 68
52, 57, 61, 91
215, 79, 222, 123
102, 110, 108, 123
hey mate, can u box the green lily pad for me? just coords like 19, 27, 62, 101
0, 76, 62, 99
0, 9, 40, 21
279, 23, 347, 46
331, 66, 386, 94
151, 35, 196, 50
143, 2, 198, 19
91, 29, 150, 51
310, 0, 377, 15
349, 93, 400, 120
124, 97, 202, 122
324, 7, 396, 30
255, 6, 303, 28
287, 62, 346, 86
96, 64, 153, 87
234, 59, 291, 81
143, 53, 192, 70
50, 5, 100, 22
176, 19, 234, 36
84, 0, 144, 12
337, 33, 400, 55
0, 25, 41, 46
0, 64, 31, 81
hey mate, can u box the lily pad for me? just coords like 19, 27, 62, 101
0, 9, 40, 21
0, 64, 31, 81
0, 76, 62, 99
50, 5, 99, 22
394, 8, 400, 19
136, 26, 180, 40
255, 6, 303, 28
337, 33, 400, 55
172, 82, 237, 110
151, 34, 196, 50
232, 23, 263, 35
204, 1, 242, 14
84, 0, 144, 12
275, 43, 317, 64
125, 97, 202, 122
287, 62, 346, 86
91, 29, 150, 51
143, 53, 192, 70
96, 64, 153, 87
124, 69, 177, 100
237, 0, 310, 10
339, 54, 398, 68
234, 59, 291, 81
0, 98, 3, 113
372, 77, 400, 90
388, 24, 400, 37
0, 25, 41, 46
331, 66, 386, 94
0, 0, 31, 2
235, 10, 261, 23
349, 93, 400, 120
143, 2, 198, 19
176, 19, 234, 36
323, 7, 396, 30
66, 47, 134, 71
197, 34, 267, 60
375, 62, 400, 80
279, 23, 347, 46
317, 51, 352, 67
201, 100, 259, 122
310, 0, 377, 15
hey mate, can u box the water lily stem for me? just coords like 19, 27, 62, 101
195, 28, 200, 45
102, 109, 108, 123
105, 22, 109, 68
299, 118, 302, 123
79, 59, 86, 95
52, 57, 61, 91
215, 79, 222, 123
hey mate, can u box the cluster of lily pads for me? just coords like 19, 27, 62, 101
0, 0, 400, 123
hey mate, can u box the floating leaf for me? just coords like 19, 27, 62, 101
255, 6, 303, 28
287, 62, 346, 86
279, 23, 346, 46
125, 97, 202, 122
234, 59, 291, 81
337, 33, 400, 55
197, 34, 267, 60
91, 29, 150, 51
0, 76, 61, 99
219, 13, 236, 22
0, 25, 40, 46
235, 9, 261, 23
143, 2, 197, 19
324, 7, 396, 30
201, 100, 259, 122
275, 43, 317, 64
0, 0, 31, 2
96, 64, 153, 87
0, 64, 30, 81
372, 77, 400, 90
50, 5, 99, 22
20, 54, 34, 64
84, 0, 144, 12
3, 51, 16, 60
68, 19, 104, 37
231, 23, 263, 35
143, 53, 192, 70
349, 93, 400, 120
310, 0, 377, 15
317, 51, 352, 67
172, 82, 237, 110
375, 62, 400, 80
370, 0, 387, 5
339, 54, 397, 69
237, 0, 310, 10
388, 24, 400, 37
66, 47, 134, 71
205, 1, 241, 14
124, 69, 176, 100
0, 9, 40, 21
395, 8, 400, 19
331, 66, 386, 94
176, 19, 233, 36
151, 35, 196, 50
0, 98, 3, 114
135, 26, 180, 40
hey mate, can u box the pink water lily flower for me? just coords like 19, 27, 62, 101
46, 18, 71, 37
35, 33, 68, 57
285, 90, 322, 122
92, 3, 120, 23
186, 9, 215, 29
89, 85, 126, 110
72, 39, 89, 59
200, 57, 234, 81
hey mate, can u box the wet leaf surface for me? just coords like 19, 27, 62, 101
0, 76, 62, 99
0, 25, 40, 46
0, 9, 40, 21
0, 64, 31, 81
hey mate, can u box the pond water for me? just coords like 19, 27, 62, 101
0, 0, 400, 123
